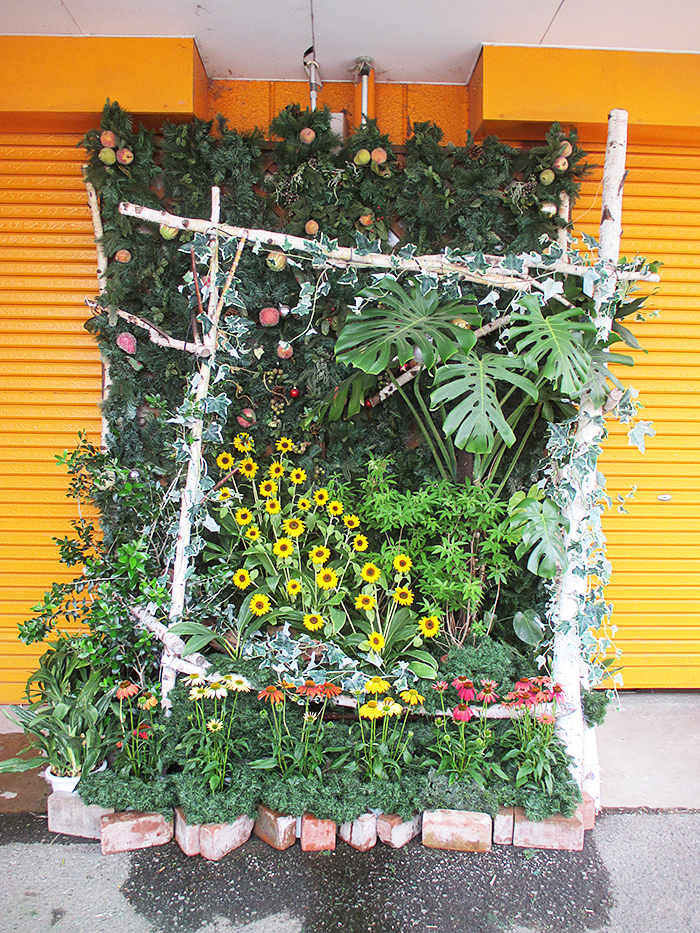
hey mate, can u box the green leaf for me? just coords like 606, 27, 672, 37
408, 659, 439, 679
509, 495, 569, 578
513, 609, 545, 646
335, 278, 480, 375
431, 353, 538, 453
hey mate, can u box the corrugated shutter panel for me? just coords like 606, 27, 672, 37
0, 133, 101, 703
573, 141, 700, 687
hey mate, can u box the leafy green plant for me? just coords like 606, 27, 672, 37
501, 676, 568, 795
112, 681, 165, 782
78, 769, 177, 817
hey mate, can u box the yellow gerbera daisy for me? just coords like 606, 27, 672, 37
289, 468, 307, 485
269, 461, 284, 479
343, 514, 360, 529
282, 517, 305, 537
249, 593, 271, 616
235, 507, 253, 526
418, 615, 441, 638
399, 689, 425, 706
245, 525, 261, 541
327, 500, 344, 517
216, 451, 234, 470
265, 498, 281, 515
393, 554, 412, 573
368, 631, 385, 652
258, 479, 278, 498
238, 457, 258, 479
275, 437, 294, 453
316, 567, 338, 590
218, 487, 232, 501
287, 579, 302, 597
298, 497, 311, 511
364, 675, 390, 695
303, 613, 324, 632
233, 433, 254, 453
273, 537, 294, 559
313, 488, 329, 506
353, 535, 369, 553
309, 545, 330, 565
354, 593, 376, 612
393, 585, 414, 606
360, 562, 381, 583
232, 569, 252, 590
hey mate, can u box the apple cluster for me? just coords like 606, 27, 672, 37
97, 130, 134, 167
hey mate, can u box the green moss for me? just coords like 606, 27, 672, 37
173, 768, 262, 824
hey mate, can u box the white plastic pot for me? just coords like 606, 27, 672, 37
44, 759, 107, 794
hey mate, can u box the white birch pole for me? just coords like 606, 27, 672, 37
553, 110, 629, 803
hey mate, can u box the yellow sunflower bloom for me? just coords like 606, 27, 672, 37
269, 461, 284, 479
393, 554, 412, 573
235, 507, 253, 526
282, 517, 305, 537
313, 488, 329, 506
359, 699, 384, 720
265, 498, 281, 515
245, 525, 261, 541
258, 479, 278, 498
360, 562, 381, 583
249, 593, 271, 617
218, 487, 232, 502
343, 514, 360, 529
353, 535, 369, 553
327, 500, 344, 517
316, 567, 338, 590
289, 468, 307, 485
287, 579, 302, 597
418, 615, 441, 638
233, 433, 254, 453
303, 613, 324, 632
216, 451, 234, 470
364, 675, 390, 695
368, 631, 385, 652
309, 545, 330, 565
298, 497, 312, 510
238, 457, 259, 479
275, 437, 294, 453
232, 569, 252, 590
354, 593, 376, 612
393, 585, 414, 606
272, 537, 295, 559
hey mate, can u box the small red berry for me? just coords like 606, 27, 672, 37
365, 399, 373, 408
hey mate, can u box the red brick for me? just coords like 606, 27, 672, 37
422, 809, 492, 853
376, 813, 421, 848
493, 806, 514, 845
48, 791, 114, 840
254, 805, 297, 850
174, 806, 201, 857
338, 812, 377, 852
199, 814, 254, 861
579, 792, 596, 831
100, 810, 173, 854
300, 813, 336, 852
512, 807, 584, 851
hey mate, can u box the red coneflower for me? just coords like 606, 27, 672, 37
476, 680, 499, 704
116, 681, 139, 700
296, 679, 325, 699
452, 676, 475, 703
453, 703, 474, 722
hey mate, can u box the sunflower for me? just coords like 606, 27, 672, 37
359, 699, 384, 720
352, 535, 369, 552
303, 613, 325, 632
273, 537, 294, 559
245, 525, 261, 541
232, 568, 252, 590
216, 451, 234, 470
233, 433, 254, 453
316, 567, 338, 590
360, 562, 381, 583
368, 631, 385, 652
265, 498, 281, 515
249, 593, 271, 616
268, 461, 284, 479
282, 517, 305, 537
289, 468, 307, 485
393, 554, 412, 573
399, 688, 425, 706
393, 585, 414, 606
258, 479, 278, 498
327, 499, 344, 517
313, 488, 329, 506
235, 507, 253, 526
275, 437, 294, 453
309, 545, 330, 565
364, 675, 390, 695
354, 592, 376, 612
343, 514, 360, 530
218, 487, 232, 502
298, 497, 311, 510
418, 615, 440, 638
238, 457, 259, 479
287, 578, 302, 597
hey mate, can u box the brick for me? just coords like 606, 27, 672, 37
338, 812, 377, 852
48, 791, 114, 840
579, 792, 596, 831
199, 814, 254, 861
300, 813, 336, 852
254, 805, 297, 851
100, 810, 173, 855
174, 806, 201, 857
493, 806, 514, 845
376, 813, 422, 849
512, 807, 584, 851
422, 809, 492, 853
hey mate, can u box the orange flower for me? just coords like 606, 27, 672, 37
258, 685, 284, 704
296, 679, 325, 698
320, 682, 342, 699
116, 681, 138, 700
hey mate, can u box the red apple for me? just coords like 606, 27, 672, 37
305, 219, 319, 236
277, 340, 294, 360
299, 127, 316, 145
116, 148, 134, 165
100, 130, 117, 148
259, 306, 280, 327
114, 249, 132, 263
371, 147, 387, 165
553, 156, 569, 172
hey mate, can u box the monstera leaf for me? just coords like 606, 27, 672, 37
335, 278, 480, 375
430, 352, 538, 453
584, 342, 634, 408
509, 294, 596, 398
508, 491, 569, 579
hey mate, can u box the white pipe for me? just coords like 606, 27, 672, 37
361, 73, 369, 125
309, 61, 318, 111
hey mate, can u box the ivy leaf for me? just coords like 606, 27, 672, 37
509, 295, 596, 397
335, 278, 480, 375
431, 353, 538, 453
628, 420, 655, 453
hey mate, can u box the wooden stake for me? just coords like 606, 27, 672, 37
84, 298, 210, 358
